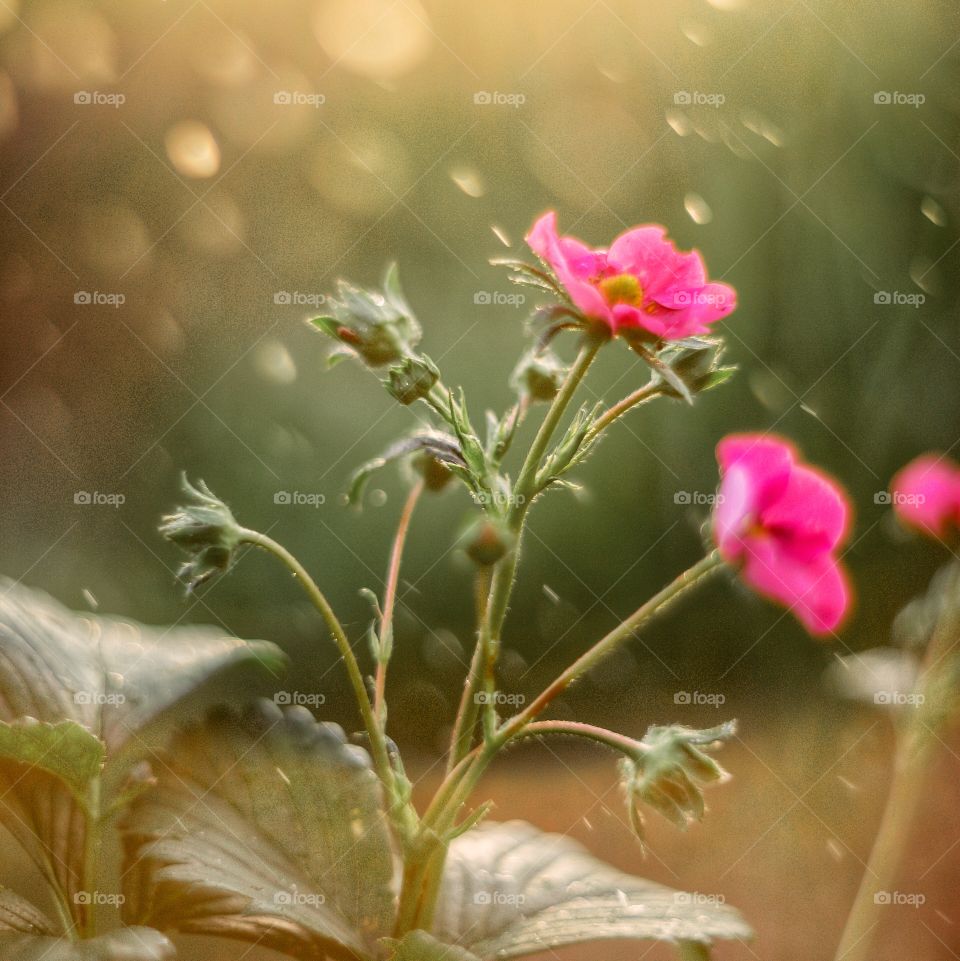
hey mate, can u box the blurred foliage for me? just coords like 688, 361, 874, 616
1, 0, 959, 747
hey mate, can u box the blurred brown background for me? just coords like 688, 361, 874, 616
2, 0, 960, 957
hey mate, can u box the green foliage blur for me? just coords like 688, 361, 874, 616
1, 0, 958, 747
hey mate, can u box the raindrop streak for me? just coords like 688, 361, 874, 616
491, 224, 511, 247
684, 192, 713, 225
921, 196, 946, 227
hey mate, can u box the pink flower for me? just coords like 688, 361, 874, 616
525, 211, 736, 339
713, 434, 852, 636
890, 454, 960, 538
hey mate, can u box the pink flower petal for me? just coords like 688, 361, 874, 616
717, 434, 795, 511
741, 538, 850, 635
526, 212, 612, 324
760, 464, 850, 557
607, 226, 706, 293
891, 454, 960, 538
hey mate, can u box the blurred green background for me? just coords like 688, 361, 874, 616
2, 1, 960, 955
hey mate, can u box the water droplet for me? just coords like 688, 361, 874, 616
684, 192, 713, 225
253, 340, 298, 385
921, 196, 947, 226
369, 488, 387, 507
680, 18, 712, 46
165, 120, 221, 179
82, 589, 98, 610
450, 166, 485, 197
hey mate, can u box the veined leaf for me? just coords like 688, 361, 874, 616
384, 930, 481, 961
0, 927, 174, 960
0, 579, 286, 927
432, 821, 751, 959
122, 701, 396, 961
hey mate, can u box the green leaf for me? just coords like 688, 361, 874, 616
0, 927, 175, 960
384, 931, 481, 961
432, 821, 751, 960
0, 718, 104, 806
0, 579, 286, 928
122, 701, 396, 961
0, 578, 285, 757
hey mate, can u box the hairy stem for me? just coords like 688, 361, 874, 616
375, 479, 424, 720
500, 550, 725, 741
585, 382, 663, 442
239, 530, 395, 798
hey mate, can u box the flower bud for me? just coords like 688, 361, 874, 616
385, 354, 440, 406
511, 349, 565, 402
413, 452, 455, 492
620, 721, 734, 843
159, 475, 244, 590
461, 516, 515, 567
310, 265, 421, 368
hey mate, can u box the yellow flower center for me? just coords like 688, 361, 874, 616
598, 273, 644, 307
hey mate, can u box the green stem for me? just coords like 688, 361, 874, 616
375, 479, 424, 721
514, 720, 642, 756
240, 530, 395, 798
585, 382, 663, 443
500, 551, 725, 741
